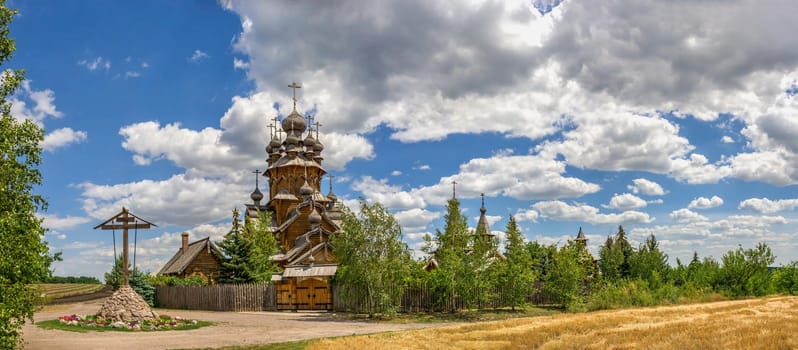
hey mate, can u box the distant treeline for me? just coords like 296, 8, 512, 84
43, 276, 101, 284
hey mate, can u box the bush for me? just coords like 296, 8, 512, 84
148, 274, 210, 287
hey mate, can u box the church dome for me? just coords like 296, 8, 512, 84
268, 137, 282, 152
313, 139, 324, 153
281, 110, 306, 136
308, 208, 322, 225
250, 187, 264, 203
300, 180, 313, 196
303, 133, 316, 149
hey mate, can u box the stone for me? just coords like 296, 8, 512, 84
95, 285, 158, 322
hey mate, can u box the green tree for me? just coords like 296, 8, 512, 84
772, 261, 798, 295
424, 197, 472, 312
332, 200, 412, 317
0, 4, 58, 347
719, 243, 775, 297
598, 235, 623, 283
497, 216, 536, 310
217, 209, 254, 283
687, 253, 720, 290
244, 210, 281, 283
629, 234, 669, 288
103, 256, 155, 306
544, 241, 590, 309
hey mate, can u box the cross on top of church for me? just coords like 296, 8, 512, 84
314, 121, 322, 139
328, 174, 335, 192
452, 180, 458, 199
306, 114, 315, 135
252, 169, 261, 188
288, 81, 302, 110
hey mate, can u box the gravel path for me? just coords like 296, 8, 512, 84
22, 298, 446, 350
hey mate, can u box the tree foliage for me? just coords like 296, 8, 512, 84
718, 243, 775, 297
0, 4, 58, 347
244, 210, 280, 283
333, 200, 412, 317
217, 209, 254, 284
496, 216, 536, 310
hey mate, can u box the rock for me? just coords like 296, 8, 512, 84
95, 285, 158, 322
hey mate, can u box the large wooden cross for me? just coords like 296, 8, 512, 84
451, 180, 458, 199
288, 81, 301, 109
94, 208, 156, 286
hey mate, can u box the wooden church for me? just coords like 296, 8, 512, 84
244, 83, 343, 311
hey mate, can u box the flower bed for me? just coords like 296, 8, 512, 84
37, 314, 210, 332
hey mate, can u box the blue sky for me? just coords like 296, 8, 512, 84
8, 0, 798, 279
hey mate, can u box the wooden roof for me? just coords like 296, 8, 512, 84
157, 237, 222, 276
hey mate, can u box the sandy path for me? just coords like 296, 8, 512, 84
22, 298, 446, 350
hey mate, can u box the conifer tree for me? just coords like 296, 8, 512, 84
425, 197, 472, 312
217, 209, 254, 283
498, 216, 536, 310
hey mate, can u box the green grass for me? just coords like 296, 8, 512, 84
32, 283, 105, 302
36, 319, 212, 333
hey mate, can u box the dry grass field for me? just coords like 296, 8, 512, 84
309, 296, 798, 350
32, 283, 105, 301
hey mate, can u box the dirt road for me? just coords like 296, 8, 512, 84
22, 299, 445, 350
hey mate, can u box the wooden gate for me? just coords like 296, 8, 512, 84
276, 283, 294, 310
276, 278, 332, 310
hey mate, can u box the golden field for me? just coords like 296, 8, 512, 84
310, 296, 798, 350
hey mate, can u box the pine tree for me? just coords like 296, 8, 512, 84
217, 209, 254, 283
498, 216, 536, 310
426, 197, 472, 312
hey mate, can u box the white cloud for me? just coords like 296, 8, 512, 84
42, 127, 87, 152
141, 62, 150, 68
721, 135, 734, 143
515, 209, 539, 223
391, 170, 402, 176
79, 174, 249, 226
414, 164, 431, 171
351, 176, 426, 210
394, 208, 441, 232
669, 208, 707, 223
604, 193, 647, 211
125, 71, 141, 78
10, 81, 63, 124
627, 178, 665, 196
233, 57, 249, 70
738, 197, 798, 213
688, 195, 724, 210
78, 56, 111, 72
532, 200, 654, 225
39, 214, 92, 230
190, 49, 209, 62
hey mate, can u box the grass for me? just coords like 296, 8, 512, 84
330, 306, 560, 324
306, 296, 798, 350
31, 283, 105, 302
36, 319, 213, 333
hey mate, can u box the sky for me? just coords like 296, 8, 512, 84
7, 0, 798, 280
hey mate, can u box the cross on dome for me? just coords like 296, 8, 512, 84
288, 81, 301, 110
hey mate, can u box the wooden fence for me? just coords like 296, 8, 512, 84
155, 283, 553, 313
155, 284, 276, 311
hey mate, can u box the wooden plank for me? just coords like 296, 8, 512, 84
97, 223, 152, 230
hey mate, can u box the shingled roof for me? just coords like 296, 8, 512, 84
157, 237, 223, 276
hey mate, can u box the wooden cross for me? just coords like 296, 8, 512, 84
328, 174, 335, 193
306, 114, 314, 135
451, 180, 458, 199
94, 208, 156, 286
267, 123, 274, 138
288, 81, 301, 109
253, 169, 261, 188
314, 121, 322, 139
481, 192, 485, 207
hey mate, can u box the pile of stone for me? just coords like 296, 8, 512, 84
95, 285, 158, 322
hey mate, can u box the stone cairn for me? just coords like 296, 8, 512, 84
96, 285, 158, 322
